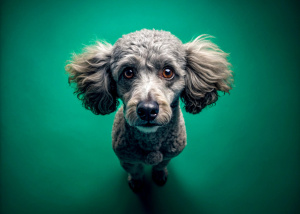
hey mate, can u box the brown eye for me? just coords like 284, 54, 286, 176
123, 68, 134, 79
162, 68, 174, 79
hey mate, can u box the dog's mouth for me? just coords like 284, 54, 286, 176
135, 122, 162, 133
139, 122, 161, 127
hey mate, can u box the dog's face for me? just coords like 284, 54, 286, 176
110, 31, 186, 132
66, 29, 233, 133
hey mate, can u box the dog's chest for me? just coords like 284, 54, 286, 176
112, 106, 187, 163
112, 122, 186, 163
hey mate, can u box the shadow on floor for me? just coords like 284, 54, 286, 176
86, 165, 204, 214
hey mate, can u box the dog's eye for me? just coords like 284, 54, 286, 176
162, 68, 175, 79
123, 67, 134, 79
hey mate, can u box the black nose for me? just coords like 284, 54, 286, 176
137, 101, 159, 121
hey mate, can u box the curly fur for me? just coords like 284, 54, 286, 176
66, 29, 233, 192
182, 35, 233, 113
66, 42, 119, 115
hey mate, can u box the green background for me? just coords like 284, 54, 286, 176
1, 0, 299, 213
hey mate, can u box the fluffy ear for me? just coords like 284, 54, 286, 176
65, 42, 119, 115
181, 35, 233, 114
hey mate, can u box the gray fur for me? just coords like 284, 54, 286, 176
66, 42, 118, 115
66, 29, 233, 191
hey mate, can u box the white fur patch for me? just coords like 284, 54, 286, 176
140, 75, 155, 100
136, 126, 159, 133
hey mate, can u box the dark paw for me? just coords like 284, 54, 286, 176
128, 176, 144, 193
152, 168, 168, 186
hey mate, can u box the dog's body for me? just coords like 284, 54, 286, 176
112, 105, 186, 189
66, 29, 233, 192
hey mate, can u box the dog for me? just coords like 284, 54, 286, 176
66, 29, 233, 192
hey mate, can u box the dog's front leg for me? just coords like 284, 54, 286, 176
152, 159, 170, 186
120, 161, 144, 192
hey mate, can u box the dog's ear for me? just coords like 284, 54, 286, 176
65, 42, 119, 115
181, 36, 233, 114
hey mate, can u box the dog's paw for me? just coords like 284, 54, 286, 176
145, 151, 163, 165
128, 175, 144, 193
152, 168, 168, 186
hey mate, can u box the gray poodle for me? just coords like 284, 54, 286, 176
66, 29, 233, 192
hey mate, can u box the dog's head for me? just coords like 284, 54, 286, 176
66, 29, 233, 133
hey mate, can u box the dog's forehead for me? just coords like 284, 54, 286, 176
116, 29, 182, 47
110, 29, 186, 79
113, 30, 183, 56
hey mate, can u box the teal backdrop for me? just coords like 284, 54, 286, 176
1, 0, 299, 213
